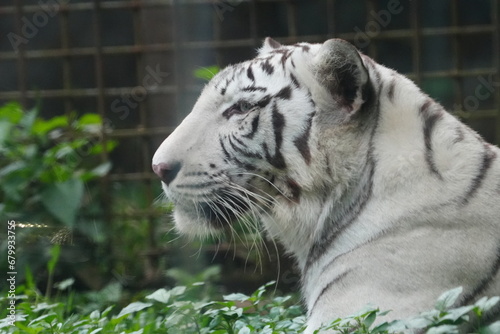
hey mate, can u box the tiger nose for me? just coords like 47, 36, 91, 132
152, 161, 182, 186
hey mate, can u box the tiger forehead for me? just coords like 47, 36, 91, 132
212, 44, 309, 95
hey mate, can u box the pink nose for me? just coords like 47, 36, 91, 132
152, 162, 182, 185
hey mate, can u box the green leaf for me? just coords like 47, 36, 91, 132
238, 327, 251, 334
116, 302, 153, 318
475, 296, 500, 312
102, 305, 115, 317
170, 286, 187, 296
194, 66, 220, 81
54, 278, 75, 291
87, 282, 122, 303
0, 161, 27, 178
89, 310, 100, 320
146, 288, 171, 304
426, 325, 459, 334
40, 178, 84, 227
25, 266, 36, 290
0, 102, 23, 123
89, 140, 118, 155
480, 321, 500, 334
435, 287, 463, 311
362, 310, 377, 328
223, 293, 250, 302
80, 161, 112, 182
0, 120, 13, 146
78, 113, 102, 125
32, 302, 59, 313
47, 245, 61, 275
441, 305, 474, 322
20, 109, 38, 132
32, 115, 68, 135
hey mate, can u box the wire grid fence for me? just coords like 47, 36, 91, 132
1, 0, 499, 285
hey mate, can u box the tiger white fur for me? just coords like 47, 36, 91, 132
152, 38, 500, 332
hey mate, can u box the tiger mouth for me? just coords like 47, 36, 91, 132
193, 193, 251, 228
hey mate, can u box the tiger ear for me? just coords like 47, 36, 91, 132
259, 37, 282, 55
314, 39, 370, 114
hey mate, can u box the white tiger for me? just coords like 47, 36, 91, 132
152, 38, 500, 332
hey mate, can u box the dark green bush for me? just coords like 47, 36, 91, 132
0, 102, 116, 284
1, 278, 499, 333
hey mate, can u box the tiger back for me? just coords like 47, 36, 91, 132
152, 37, 500, 333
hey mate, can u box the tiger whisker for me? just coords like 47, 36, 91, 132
228, 171, 293, 201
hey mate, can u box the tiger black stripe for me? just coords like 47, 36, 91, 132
271, 48, 293, 69
220, 135, 253, 168
262, 102, 286, 169
453, 125, 465, 144
461, 245, 500, 306
308, 269, 353, 317
256, 95, 272, 109
304, 82, 381, 273
246, 66, 255, 82
228, 134, 262, 160
387, 78, 396, 102
293, 112, 314, 165
420, 99, 444, 180
242, 115, 260, 139
219, 137, 232, 162
290, 73, 300, 88
275, 86, 292, 100
461, 144, 497, 205
261, 60, 274, 75
294, 43, 311, 52
305, 156, 375, 270
286, 178, 302, 202
242, 86, 267, 92
307, 90, 316, 107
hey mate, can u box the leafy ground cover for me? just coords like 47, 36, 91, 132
1, 278, 499, 334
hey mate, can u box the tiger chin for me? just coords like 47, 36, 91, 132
153, 37, 500, 332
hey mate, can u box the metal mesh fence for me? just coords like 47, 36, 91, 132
1, 0, 499, 286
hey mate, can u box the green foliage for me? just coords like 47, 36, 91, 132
194, 66, 221, 81
0, 102, 117, 283
0, 280, 306, 334
0, 102, 116, 227
1, 279, 499, 333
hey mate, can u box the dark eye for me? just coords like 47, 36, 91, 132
222, 100, 254, 119
238, 101, 254, 113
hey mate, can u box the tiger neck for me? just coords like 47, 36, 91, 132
265, 119, 376, 271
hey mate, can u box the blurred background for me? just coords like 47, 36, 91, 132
0, 0, 499, 298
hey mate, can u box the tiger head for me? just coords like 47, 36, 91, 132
152, 38, 374, 239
